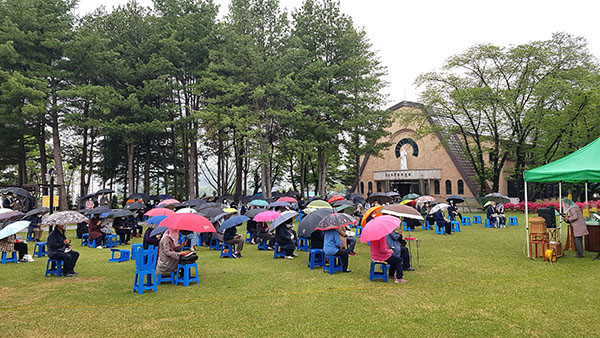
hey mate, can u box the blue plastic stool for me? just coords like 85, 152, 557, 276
435, 223, 445, 235
179, 234, 191, 250
245, 231, 256, 244
308, 249, 324, 269
33, 242, 48, 258
473, 215, 482, 224
158, 271, 175, 285
403, 222, 412, 232
462, 216, 471, 226
257, 239, 269, 251
104, 235, 118, 248
131, 243, 143, 260
133, 248, 158, 294
297, 237, 310, 252
485, 218, 492, 228
27, 233, 35, 242
356, 226, 363, 237
273, 243, 286, 259
220, 243, 235, 258
45, 258, 63, 277
369, 260, 389, 282
451, 221, 461, 232
81, 233, 89, 246
1, 251, 18, 264
296, 212, 304, 222
209, 237, 222, 251
88, 238, 97, 248
109, 249, 130, 262
422, 221, 431, 230
175, 263, 199, 287
508, 217, 518, 226
323, 255, 343, 274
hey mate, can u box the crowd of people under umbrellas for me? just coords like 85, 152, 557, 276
0, 187, 520, 282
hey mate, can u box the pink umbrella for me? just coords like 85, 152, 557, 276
359, 215, 401, 243
161, 213, 216, 233
253, 210, 282, 222
276, 196, 297, 203
145, 208, 175, 217
157, 198, 181, 206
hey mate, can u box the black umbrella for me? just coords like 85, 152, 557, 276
268, 211, 299, 232
84, 206, 111, 216
198, 207, 224, 220
243, 208, 266, 218
0, 211, 25, 224
332, 200, 354, 207
315, 213, 357, 231
238, 195, 256, 203
485, 192, 510, 203
22, 207, 49, 219
127, 193, 150, 201
185, 199, 206, 207
366, 193, 393, 205
446, 195, 465, 203
212, 212, 233, 223
96, 189, 114, 195
197, 202, 219, 210
217, 194, 235, 205
297, 208, 334, 237
124, 202, 146, 210
79, 193, 96, 201
111, 209, 134, 218
345, 193, 366, 205
386, 191, 400, 197
3, 187, 32, 199
148, 195, 161, 201
285, 191, 300, 197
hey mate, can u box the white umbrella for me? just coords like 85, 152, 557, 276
0, 220, 30, 240
175, 208, 197, 214
0, 208, 13, 215
430, 203, 450, 214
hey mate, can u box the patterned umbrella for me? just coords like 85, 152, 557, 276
253, 211, 281, 222
0, 211, 25, 224
380, 204, 424, 220
144, 208, 175, 217
41, 211, 88, 226
297, 208, 334, 237
415, 196, 435, 204
315, 213, 357, 231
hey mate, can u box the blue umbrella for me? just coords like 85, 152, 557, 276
220, 215, 250, 231
150, 226, 168, 237
249, 199, 269, 207
0, 220, 30, 240
269, 201, 290, 208
269, 211, 298, 231
146, 215, 167, 226
99, 212, 113, 219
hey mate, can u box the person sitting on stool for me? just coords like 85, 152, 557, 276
386, 230, 414, 271
47, 223, 79, 277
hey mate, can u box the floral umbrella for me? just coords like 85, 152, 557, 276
315, 213, 357, 231
41, 211, 88, 226
415, 196, 435, 204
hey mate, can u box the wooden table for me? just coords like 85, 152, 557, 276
585, 223, 600, 252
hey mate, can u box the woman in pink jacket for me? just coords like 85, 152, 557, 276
369, 237, 406, 283
563, 198, 589, 258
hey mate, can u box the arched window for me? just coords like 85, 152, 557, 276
368, 181, 373, 194
395, 138, 419, 158
376, 181, 382, 192
445, 180, 452, 195
360, 182, 364, 195
434, 180, 440, 195
457, 179, 464, 195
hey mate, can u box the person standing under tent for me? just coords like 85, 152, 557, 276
562, 198, 588, 258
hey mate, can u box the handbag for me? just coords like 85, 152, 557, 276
178, 251, 198, 264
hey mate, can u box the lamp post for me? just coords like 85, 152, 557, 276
47, 167, 56, 215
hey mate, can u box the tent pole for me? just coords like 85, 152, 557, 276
559, 181, 563, 241
525, 180, 529, 258
585, 181, 588, 205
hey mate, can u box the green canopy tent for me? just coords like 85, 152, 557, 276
523, 136, 600, 257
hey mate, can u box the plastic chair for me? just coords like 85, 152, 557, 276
451, 221, 461, 232
130, 243, 143, 261
88, 238, 97, 248
109, 249, 130, 262
461, 216, 471, 226
220, 243, 235, 258
45, 258, 63, 277
308, 249, 324, 269
485, 218, 492, 228
273, 243, 286, 259
80, 233, 89, 246
33, 242, 48, 258
104, 235, 118, 248
27, 233, 35, 242
133, 248, 158, 294
356, 226, 363, 237
1, 251, 18, 264
209, 237, 222, 251
158, 271, 175, 285
297, 237, 310, 252
257, 238, 269, 251
323, 254, 343, 274
403, 222, 412, 232
508, 217, 518, 226
473, 215, 482, 224
369, 260, 389, 282
175, 263, 199, 287
422, 221, 431, 230
245, 231, 256, 244
434, 223, 445, 235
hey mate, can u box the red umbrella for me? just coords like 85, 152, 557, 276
145, 208, 175, 217
276, 196, 297, 203
161, 213, 216, 233
359, 215, 401, 243
327, 195, 344, 204
253, 211, 281, 222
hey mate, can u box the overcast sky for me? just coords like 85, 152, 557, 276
76, 0, 600, 108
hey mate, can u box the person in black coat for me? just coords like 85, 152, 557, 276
47, 224, 79, 277
310, 230, 324, 249
2, 192, 14, 209
433, 209, 451, 235
275, 219, 296, 258
257, 222, 275, 250
223, 226, 244, 258
113, 216, 131, 245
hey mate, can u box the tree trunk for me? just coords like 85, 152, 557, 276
18, 135, 27, 186
37, 119, 48, 186
300, 152, 306, 200
188, 129, 197, 199
260, 140, 272, 199
171, 128, 178, 197
144, 143, 150, 195
50, 113, 68, 210
317, 146, 327, 197
80, 127, 88, 197
234, 132, 243, 198
127, 143, 135, 196
86, 128, 95, 193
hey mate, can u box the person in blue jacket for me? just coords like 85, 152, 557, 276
323, 228, 351, 272
386, 230, 414, 272
433, 208, 451, 235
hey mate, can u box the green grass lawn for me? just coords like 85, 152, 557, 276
1, 212, 598, 337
